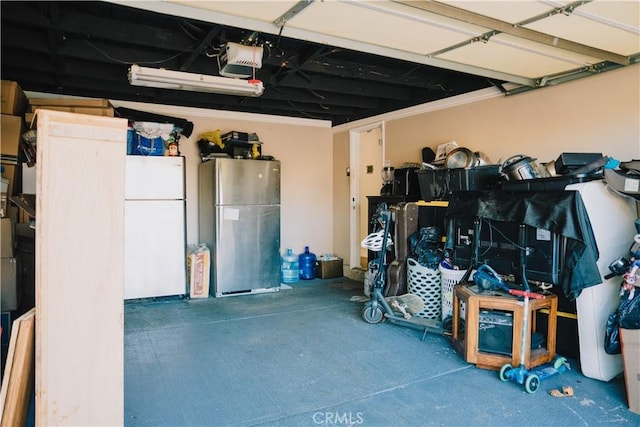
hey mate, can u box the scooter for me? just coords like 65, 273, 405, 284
361, 203, 443, 339
497, 264, 569, 393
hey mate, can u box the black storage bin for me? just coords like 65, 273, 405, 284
500, 174, 601, 191
417, 165, 501, 201
555, 152, 602, 174
416, 168, 449, 201
392, 167, 421, 197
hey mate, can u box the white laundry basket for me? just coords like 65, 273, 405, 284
407, 258, 441, 319
439, 265, 473, 321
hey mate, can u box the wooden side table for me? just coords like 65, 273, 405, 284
451, 283, 557, 371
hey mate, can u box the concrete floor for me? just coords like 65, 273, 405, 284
124, 278, 640, 427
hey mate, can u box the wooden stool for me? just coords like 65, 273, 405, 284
451, 283, 557, 371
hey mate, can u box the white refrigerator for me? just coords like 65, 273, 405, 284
124, 156, 186, 299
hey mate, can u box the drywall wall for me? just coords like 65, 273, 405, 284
109, 101, 335, 258
384, 63, 640, 167
360, 127, 383, 262
333, 63, 640, 266
333, 130, 351, 263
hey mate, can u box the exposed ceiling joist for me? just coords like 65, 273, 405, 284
395, 0, 629, 65
273, 0, 316, 29
110, 0, 537, 86
2, 1, 637, 125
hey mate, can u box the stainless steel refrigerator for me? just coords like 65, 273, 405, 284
198, 158, 281, 297
124, 155, 187, 299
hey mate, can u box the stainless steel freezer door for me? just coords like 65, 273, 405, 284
125, 156, 185, 200
124, 200, 186, 299
214, 204, 280, 295
214, 158, 280, 205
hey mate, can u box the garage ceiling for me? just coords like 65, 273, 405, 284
1, 1, 638, 126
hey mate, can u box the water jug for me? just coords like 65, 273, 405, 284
299, 246, 317, 280
281, 248, 300, 284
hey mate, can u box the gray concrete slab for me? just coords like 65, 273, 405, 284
124, 278, 640, 426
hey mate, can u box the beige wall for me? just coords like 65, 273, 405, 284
110, 102, 335, 258
333, 131, 351, 262
384, 64, 640, 167
32, 63, 638, 271
333, 63, 640, 266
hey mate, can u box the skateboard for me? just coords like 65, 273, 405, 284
385, 293, 424, 319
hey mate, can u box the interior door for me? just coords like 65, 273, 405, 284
349, 122, 384, 270
359, 127, 383, 268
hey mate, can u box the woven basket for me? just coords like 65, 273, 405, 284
439, 266, 473, 321
407, 258, 441, 319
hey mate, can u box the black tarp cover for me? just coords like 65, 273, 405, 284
445, 190, 601, 300
114, 107, 194, 137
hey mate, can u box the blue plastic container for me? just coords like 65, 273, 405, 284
281, 248, 300, 284
299, 246, 317, 280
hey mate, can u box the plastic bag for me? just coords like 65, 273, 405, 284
604, 310, 621, 354
411, 227, 442, 269
604, 288, 640, 354
619, 288, 640, 329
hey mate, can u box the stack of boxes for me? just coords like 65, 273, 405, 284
0, 80, 26, 315
22, 97, 115, 197
1, 81, 26, 209
1, 81, 117, 311
26, 97, 114, 123
1, 82, 117, 353
1, 215, 17, 313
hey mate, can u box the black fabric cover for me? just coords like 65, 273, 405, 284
114, 107, 194, 137
445, 190, 601, 300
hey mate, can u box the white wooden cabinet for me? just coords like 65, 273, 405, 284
35, 110, 127, 426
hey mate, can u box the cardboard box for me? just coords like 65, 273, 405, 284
22, 163, 36, 194
28, 98, 111, 108
0, 114, 24, 163
1, 81, 27, 115
10, 194, 35, 224
1, 163, 19, 199
1, 257, 18, 311
1, 217, 14, 258
620, 328, 640, 414
187, 246, 210, 298
28, 106, 115, 116
315, 258, 343, 279
6, 205, 18, 224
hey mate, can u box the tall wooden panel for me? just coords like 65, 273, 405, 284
35, 110, 127, 426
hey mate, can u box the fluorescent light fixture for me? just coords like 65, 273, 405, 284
128, 64, 264, 97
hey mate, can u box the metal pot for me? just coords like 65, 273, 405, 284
474, 151, 491, 166
502, 154, 544, 180
445, 147, 477, 169
544, 160, 558, 177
